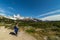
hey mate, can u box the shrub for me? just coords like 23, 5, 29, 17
26, 29, 35, 33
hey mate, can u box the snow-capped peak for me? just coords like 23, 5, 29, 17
4, 14, 24, 20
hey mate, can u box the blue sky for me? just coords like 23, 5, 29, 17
0, 0, 60, 18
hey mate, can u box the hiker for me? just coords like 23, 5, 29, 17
14, 23, 19, 36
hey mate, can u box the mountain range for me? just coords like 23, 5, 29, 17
0, 14, 60, 21
0, 14, 42, 22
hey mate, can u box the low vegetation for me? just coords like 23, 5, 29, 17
0, 17, 60, 40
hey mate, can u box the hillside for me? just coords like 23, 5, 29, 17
0, 15, 60, 40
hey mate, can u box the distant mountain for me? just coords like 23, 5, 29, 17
4, 14, 24, 20
0, 14, 42, 22
1, 14, 60, 22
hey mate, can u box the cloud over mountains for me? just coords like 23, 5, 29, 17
41, 14, 60, 21
37, 10, 60, 18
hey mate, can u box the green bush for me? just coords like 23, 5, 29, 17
26, 29, 35, 33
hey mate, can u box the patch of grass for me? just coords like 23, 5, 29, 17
25, 28, 35, 33
4, 24, 14, 29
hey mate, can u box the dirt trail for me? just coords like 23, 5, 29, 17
0, 26, 37, 40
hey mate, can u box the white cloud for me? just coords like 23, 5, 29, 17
41, 14, 60, 21
0, 8, 6, 16
0, 13, 6, 16
0, 9, 5, 13
8, 7, 14, 10
37, 10, 60, 17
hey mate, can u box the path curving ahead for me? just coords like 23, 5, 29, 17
0, 27, 37, 40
